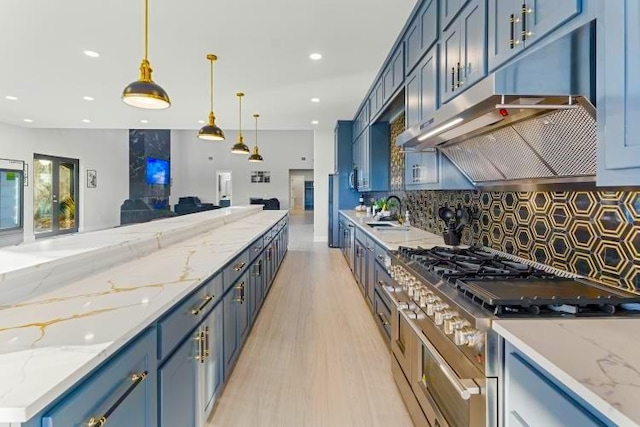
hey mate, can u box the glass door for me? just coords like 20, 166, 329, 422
0, 169, 23, 231
33, 155, 79, 237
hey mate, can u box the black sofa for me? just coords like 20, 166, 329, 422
174, 196, 220, 215
250, 197, 280, 210
120, 199, 175, 225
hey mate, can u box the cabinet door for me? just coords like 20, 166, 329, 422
526, 0, 581, 47
159, 332, 197, 427
392, 46, 405, 93
201, 303, 223, 421
383, 65, 394, 103
598, 0, 640, 182
237, 272, 250, 342
405, 0, 438, 73
223, 288, 238, 378
441, 0, 465, 30
488, 0, 522, 71
405, 151, 439, 189
419, 48, 438, 122
405, 70, 420, 129
43, 331, 157, 427
366, 242, 375, 305
440, 19, 462, 104
461, 0, 487, 89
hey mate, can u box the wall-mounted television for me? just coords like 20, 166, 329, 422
146, 158, 170, 185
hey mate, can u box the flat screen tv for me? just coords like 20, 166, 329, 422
146, 158, 170, 185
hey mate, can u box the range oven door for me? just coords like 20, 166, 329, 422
391, 304, 415, 380
403, 311, 493, 427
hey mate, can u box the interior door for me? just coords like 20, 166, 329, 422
33, 155, 79, 237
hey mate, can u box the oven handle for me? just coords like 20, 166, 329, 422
401, 310, 481, 400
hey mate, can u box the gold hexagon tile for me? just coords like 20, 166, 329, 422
532, 216, 552, 241
594, 205, 627, 238
622, 226, 640, 259
594, 240, 629, 275
568, 192, 598, 217
516, 228, 534, 252
532, 192, 553, 213
550, 205, 571, 230
550, 233, 571, 261
568, 221, 598, 250
569, 251, 598, 278
515, 201, 533, 225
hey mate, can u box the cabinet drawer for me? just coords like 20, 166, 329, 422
158, 274, 222, 361
355, 226, 367, 245
224, 251, 250, 291
248, 237, 265, 262
374, 288, 392, 341
374, 243, 389, 267
42, 329, 157, 427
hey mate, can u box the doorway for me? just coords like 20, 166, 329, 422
290, 175, 305, 211
216, 171, 232, 207
33, 154, 79, 237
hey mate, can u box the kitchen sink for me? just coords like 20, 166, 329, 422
365, 221, 410, 231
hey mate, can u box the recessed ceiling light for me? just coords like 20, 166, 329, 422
83, 50, 100, 58
311, 120, 319, 125
198, 120, 205, 124
83, 96, 94, 101
311, 98, 320, 103
23, 119, 33, 123
309, 53, 323, 61
140, 119, 149, 124
82, 119, 91, 123
5, 96, 18, 101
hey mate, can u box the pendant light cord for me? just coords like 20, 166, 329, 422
144, 0, 149, 60
238, 94, 243, 139
254, 114, 259, 148
210, 58, 214, 112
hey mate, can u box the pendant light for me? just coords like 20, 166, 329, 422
197, 54, 225, 140
231, 93, 250, 154
122, 0, 171, 109
249, 114, 264, 162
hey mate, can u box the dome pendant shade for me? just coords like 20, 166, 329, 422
198, 54, 225, 140
198, 112, 225, 141
248, 145, 264, 162
122, 0, 171, 110
231, 136, 250, 154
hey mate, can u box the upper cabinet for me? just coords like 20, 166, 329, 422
488, 0, 581, 71
440, 0, 487, 104
383, 44, 405, 104
405, 150, 473, 190
441, 0, 471, 31
405, 47, 438, 129
353, 124, 390, 192
404, 0, 439, 74
352, 101, 370, 140
597, 0, 640, 185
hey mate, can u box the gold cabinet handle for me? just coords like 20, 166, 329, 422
451, 66, 456, 91
86, 371, 148, 426
204, 326, 210, 358
233, 262, 246, 272
456, 62, 463, 87
377, 312, 390, 326
191, 295, 213, 316
521, 3, 532, 42
195, 330, 206, 363
233, 281, 246, 303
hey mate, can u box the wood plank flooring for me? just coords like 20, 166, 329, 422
207, 212, 413, 427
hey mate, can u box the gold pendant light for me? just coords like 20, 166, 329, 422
197, 54, 225, 140
249, 114, 264, 162
122, 0, 171, 109
231, 93, 250, 154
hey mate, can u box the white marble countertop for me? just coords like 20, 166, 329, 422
494, 318, 640, 426
339, 210, 445, 251
0, 206, 262, 305
0, 208, 287, 423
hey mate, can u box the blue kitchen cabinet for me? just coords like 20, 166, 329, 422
159, 328, 197, 427
383, 45, 405, 104
356, 124, 390, 193
249, 254, 264, 324
237, 272, 250, 342
353, 101, 370, 140
597, 0, 640, 185
405, 150, 473, 190
201, 302, 223, 420
42, 329, 157, 427
488, 0, 581, 71
504, 342, 611, 427
441, 0, 487, 104
223, 285, 239, 378
441, 0, 471, 31
404, 0, 438, 74
406, 46, 439, 129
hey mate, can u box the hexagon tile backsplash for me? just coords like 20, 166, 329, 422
370, 114, 640, 291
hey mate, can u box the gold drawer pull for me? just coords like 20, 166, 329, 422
377, 312, 390, 326
191, 295, 213, 316
233, 262, 246, 272
86, 371, 148, 426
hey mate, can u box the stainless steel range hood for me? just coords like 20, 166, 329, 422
397, 23, 596, 189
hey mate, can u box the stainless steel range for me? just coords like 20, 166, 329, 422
381, 246, 640, 427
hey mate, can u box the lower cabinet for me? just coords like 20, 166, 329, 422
223, 275, 245, 378
250, 254, 265, 324
200, 303, 223, 420
504, 342, 609, 427
42, 329, 157, 427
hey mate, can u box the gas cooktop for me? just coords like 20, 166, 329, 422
394, 246, 640, 317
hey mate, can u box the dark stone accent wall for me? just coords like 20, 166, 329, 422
368, 116, 640, 291
129, 129, 171, 209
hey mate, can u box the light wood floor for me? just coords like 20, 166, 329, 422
207, 211, 413, 427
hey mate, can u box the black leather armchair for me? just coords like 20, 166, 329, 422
174, 197, 220, 215
249, 197, 280, 210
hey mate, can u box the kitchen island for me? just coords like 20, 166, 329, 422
0, 206, 289, 426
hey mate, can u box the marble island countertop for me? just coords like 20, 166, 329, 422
494, 318, 640, 426
0, 206, 262, 305
0, 208, 287, 423
339, 210, 445, 251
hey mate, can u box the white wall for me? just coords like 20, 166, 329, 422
0, 122, 129, 240
171, 130, 314, 210
313, 128, 335, 242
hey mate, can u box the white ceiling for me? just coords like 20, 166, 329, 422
0, 0, 417, 131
